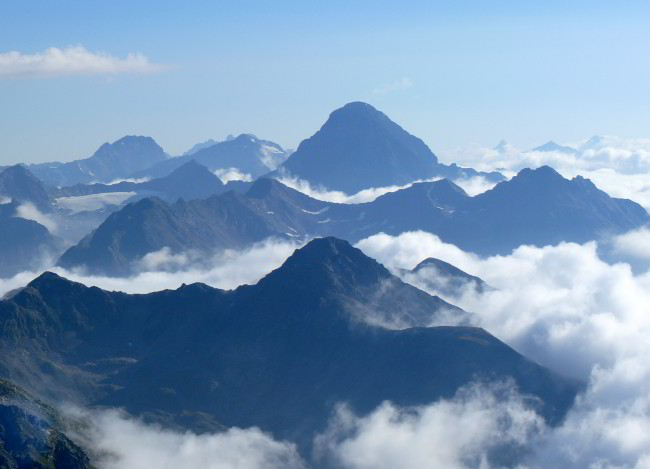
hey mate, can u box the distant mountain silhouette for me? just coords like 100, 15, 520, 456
0, 215, 61, 278
0, 379, 91, 468
58, 167, 649, 275
530, 140, 579, 154
182, 138, 219, 155
131, 134, 289, 180
28, 136, 168, 186
277, 102, 504, 193
2, 238, 581, 461
406, 257, 489, 296
579, 135, 607, 152
53, 160, 227, 203
0, 164, 53, 211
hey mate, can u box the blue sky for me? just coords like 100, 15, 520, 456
1, 1, 649, 163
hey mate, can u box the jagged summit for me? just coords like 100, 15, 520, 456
131, 133, 289, 181
513, 165, 564, 180
244, 177, 286, 198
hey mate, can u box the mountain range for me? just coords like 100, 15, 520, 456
58, 166, 649, 276
1, 101, 641, 468
28, 135, 169, 187
0, 237, 580, 464
51, 160, 234, 203
130, 133, 290, 181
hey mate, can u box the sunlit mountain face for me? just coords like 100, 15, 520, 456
2, 3, 650, 467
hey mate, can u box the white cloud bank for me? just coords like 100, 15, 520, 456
275, 173, 494, 204
316, 380, 543, 469
356, 230, 650, 468
0, 238, 305, 298
441, 136, 650, 210
214, 167, 253, 183
0, 46, 165, 77
67, 408, 305, 469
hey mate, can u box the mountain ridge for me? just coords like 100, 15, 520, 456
1, 238, 581, 461
57, 166, 649, 275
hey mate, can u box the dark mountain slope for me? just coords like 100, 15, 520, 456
57, 178, 331, 275
0, 379, 91, 468
1, 238, 579, 459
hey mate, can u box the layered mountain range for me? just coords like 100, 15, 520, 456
28, 135, 169, 187
130, 133, 290, 180
51, 160, 235, 203
1, 101, 645, 467
58, 166, 648, 276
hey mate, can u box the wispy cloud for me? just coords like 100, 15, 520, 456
274, 171, 494, 204
0, 45, 166, 78
372, 77, 413, 95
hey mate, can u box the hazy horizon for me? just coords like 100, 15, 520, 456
2, 1, 650, 164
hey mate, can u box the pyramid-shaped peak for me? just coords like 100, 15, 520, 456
0, 165, 44, 186
530, 141, 578, 154
428, 178, 469, 195
272, 237, 391, 284
161, 160, 224, 184
244, 177, 286, 198
1, 164, 31, 176
326, 101, 389, 124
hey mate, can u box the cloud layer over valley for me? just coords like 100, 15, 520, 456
0, 238, 305, 298
357, 230, 650, 468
